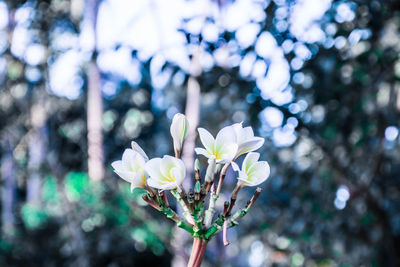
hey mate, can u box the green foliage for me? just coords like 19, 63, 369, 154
21, 204, 47, 229
64, 172, 90, 202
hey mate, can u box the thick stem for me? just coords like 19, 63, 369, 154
216, 163, 230, 195
225, 182, 244, 217
171, 189, 196, 225
188, 238, 208, 267
204, 163, 230, 227
206, 188, 263, 239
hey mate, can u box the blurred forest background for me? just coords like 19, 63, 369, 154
0, 0, 400, 266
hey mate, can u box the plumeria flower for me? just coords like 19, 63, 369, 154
170, 113, 189, 156
232, 123, 264, 158
195, 125, 238, 164
144, 155, 186, 190
111, 148, 148, 191
231, 152, 270, 186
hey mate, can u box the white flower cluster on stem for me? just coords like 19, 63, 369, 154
111, 113, 271, 267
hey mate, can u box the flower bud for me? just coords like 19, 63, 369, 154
194, 158, 200, 172
170, 113, 188, 157
205, 156, 216, 183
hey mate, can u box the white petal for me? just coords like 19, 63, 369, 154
147, 178, 177, 190
121, 149, 137, 170
112, 160, 134, 182
111, 160, 125, 172
215, 125, 237, 151
131, 141, 149, 161
232, 123, 244, 143
170, 167, 184, 186
121, 149, 146, 173
242, 126, 255, 140
231, 161, 241, 172
146, 178, 162, 189
198, 128, 215, 152
237, 170, 249, 181
232, 122, 243, 132
113, 169, 134, 183
144, 158, 163, 181
195, 147, 212, 158
134, 152, 146, 169
217, 143, 238, 163
160, 155, 179, 179
242, 152, 260, 172
237, 137, 264, 156
246, 161, 270, 186
131, 170, 147, 190
174, 158, 186, 180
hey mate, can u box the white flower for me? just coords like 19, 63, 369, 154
231, 152, 270, 186
170, 113, 189, 154
195, 125, 238, 164
111, 148, 148, 190
232, 123, 264, 158
144, 155, 186, 190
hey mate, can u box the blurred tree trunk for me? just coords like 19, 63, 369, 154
172, 50, 202, 267
27, 101, 48, 203
1, 136, 15, 236
1, 2, 16, 237
86, 0, 104, 181
181, 76, 201, 190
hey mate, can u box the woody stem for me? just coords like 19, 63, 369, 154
187, 238, 207, 267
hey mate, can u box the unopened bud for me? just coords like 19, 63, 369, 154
170, 113, 188, 157
194, 181, 201, 194
205, 157, 216, 183
194, 159, 200, 172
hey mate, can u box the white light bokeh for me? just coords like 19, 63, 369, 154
273, 127, 297, 147
49, 50, 85, 100
335, 2, 356, 23
336, 185, 350, 202
236, 23, 260, 48
385, 126, 399, 141
0, 1, 8, 29
334, 198, 346, 210
248, 240, 266, 267
97, 47, 141, 85
14, 0, 333, 109
289, 0, 332, 43
11, 26, 30, 58
334, 184, 350, 210
24, 44, 46, 66
223, 0, 265, 32
260, 107, 284, 128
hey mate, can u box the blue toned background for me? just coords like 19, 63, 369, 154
0, 0, 399, 266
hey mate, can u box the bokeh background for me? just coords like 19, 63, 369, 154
0, 0, 400, 266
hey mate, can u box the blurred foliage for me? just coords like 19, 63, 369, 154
0, 0, 400, 266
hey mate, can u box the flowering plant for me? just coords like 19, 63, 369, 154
112, 113, 270, 267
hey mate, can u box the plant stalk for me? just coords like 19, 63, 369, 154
188, 238, 208, 267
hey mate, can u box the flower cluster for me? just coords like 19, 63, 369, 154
112, 113, 270, 246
